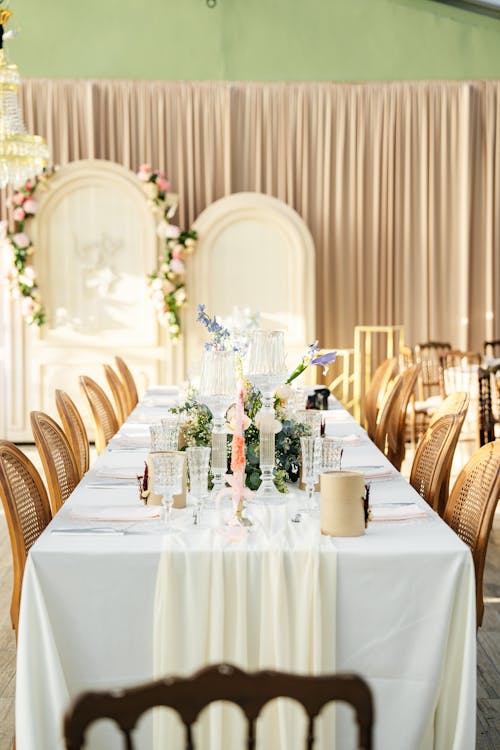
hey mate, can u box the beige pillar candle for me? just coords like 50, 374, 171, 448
146, 451, 187, 509
320, 471, 365, 537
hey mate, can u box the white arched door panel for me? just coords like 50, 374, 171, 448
185, 193, 316, 376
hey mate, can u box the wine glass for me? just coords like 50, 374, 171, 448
186, 446, 211, 525
151, 452, 185, 532
246, 330, 287, 503
198, 349, 236, 501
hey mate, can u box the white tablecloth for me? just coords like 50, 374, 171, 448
16, 395, 476, 749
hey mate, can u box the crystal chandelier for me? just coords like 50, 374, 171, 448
0, 6, 49, 189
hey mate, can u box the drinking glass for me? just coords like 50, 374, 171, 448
198, 349, 236, 500
160, 415, 180, 451
151, 452, 185, 531
321, 437, 343, 472
246, 330, 287, 503
150, 423, 169, 452
186, 446, 211, 525
295, 410, 323, 438
300, 436, 322, 511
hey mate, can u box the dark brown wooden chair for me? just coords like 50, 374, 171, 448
63, 663, 374, 750
0, 441, 52, 636
114, 356, 139, 414
478, 366, 500, 447
444, 440, 500, 628
55, 390, 90, 481
31, 411, 80, 517
483, 339, 500, 359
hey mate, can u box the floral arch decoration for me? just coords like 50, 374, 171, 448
1, 163, 197, 340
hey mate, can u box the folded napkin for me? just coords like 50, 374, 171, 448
141, 396, 177, 408
110, 434, 150, 448
146, 386, 180, 396
70, 506, 161, 522
345, 465, 394, 479
370, 504, 428, 522
128, 411, 166, 425
327, 434, 362, 446
94, 466, 143, 480
324, 411, 353, 423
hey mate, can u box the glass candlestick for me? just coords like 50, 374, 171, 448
247, 330, 287, 504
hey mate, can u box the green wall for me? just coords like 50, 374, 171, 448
8, 0, 500, 81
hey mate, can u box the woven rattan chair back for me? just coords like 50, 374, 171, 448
364, 357, 397, 441
444, 440, 500, 628
55, 390, 90, 481
410, 413, 463, 516
373, 373, 403, 455
64, 663, 374, 750
103, 364, 129, 425
414, 341, 452, 400
79, 376, 119, 455
31, 411, 80, 516
385, 364, 420, 471
0, 441, 52, 634
483, 339, 500, 359
114, 356, 138, 414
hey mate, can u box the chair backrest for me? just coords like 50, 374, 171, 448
410, 413, 463, 516
55, 390, 90, 481
478, 367, 498, 447
79, 376, 119, 455
373, 373, 403, 455
444, 440, 500, 628
114, 356, 139, 414
30, 411, 80, 516
103, 364, 129, 425
364, 357, 397, 441
385, 364, 421, 471
441, 350, 482, 370
0, 441, 52, 633
63, 663, 374, 750
414, 341, 452, 400
483, 339, 500, 359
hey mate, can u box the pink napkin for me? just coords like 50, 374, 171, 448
370, 504, 428, 522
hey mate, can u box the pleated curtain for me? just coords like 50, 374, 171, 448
17, 78, 500, 351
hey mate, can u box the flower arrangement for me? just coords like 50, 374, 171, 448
1, 172, 53, 326
137, 164, 197, 340
174, 305, 336, 493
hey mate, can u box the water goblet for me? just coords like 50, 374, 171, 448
295, 410, 323, 438
186, 446, 211, 525
160, 415, 180, 451
150, 423, 168, 452
299, 435, 322, 512
151, 452, 185, 532
321, 437, 343, 472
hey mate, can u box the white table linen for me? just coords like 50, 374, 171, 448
15, 393, 476, 749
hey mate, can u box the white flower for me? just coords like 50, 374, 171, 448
150, 277, 164, 291
173, 287, 186, 306
254, 410, 282, 433
185, 238, 195, 248
169, 258, 185, 275
144, 182, 158, 200
23, 199, 38, 215
156, 220, 169, 239
165, 224, 181, 239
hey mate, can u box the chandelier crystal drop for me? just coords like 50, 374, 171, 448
0, 7, 49, 189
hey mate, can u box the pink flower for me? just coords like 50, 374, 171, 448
137, 164, 152, 181
13, 207, 26, 222
23, 199, 38, 215
13, 232, 30, 249
169, 258, 185, 275
21, 296, 36, 316
156, 176, 170, 193
12, 192, 25, 206
165, 224, 180, 239
172, 246, 183, 260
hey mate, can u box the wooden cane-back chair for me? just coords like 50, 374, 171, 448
30, 411, 80, 516
410, 413, 464, 516
444, 440, 500, 628
79, 376, 119, 455
414, 341, 452, 400
0, 441, 52, 634
55, 390, 90, 481
385, 364, 420, 471
441, 350, 481, 371
103, 364, 129, 425
114, 356, 139, 414
373, 374, 403, 455
364, 358, 397, 441
64, 663, 374, 750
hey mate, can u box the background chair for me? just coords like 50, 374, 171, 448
55, 390, 90, 481
444, 440, 500, 628
0, 441, 52, 635
30, 411, 80, 516
412, 341, 452, 442
384, 364, 420, 471
64, 663, 373, 750
364, 357, 397, 441
103, 364, 129, 425
483, 339, 500, 359
410, 412, 464, 516
79, 376, 120, 455
374, 373, 403, 456
478, 366, 500, 447
114, 356, 139, 414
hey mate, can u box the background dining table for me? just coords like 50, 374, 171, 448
15, 389, 476, 749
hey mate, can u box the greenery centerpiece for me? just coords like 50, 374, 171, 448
174, 305, 336, 493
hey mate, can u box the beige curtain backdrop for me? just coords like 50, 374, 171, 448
18, 78, 500, 351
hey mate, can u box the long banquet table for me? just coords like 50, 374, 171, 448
16, 389, 476, 749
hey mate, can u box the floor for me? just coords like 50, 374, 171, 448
0, 441, 499, 749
